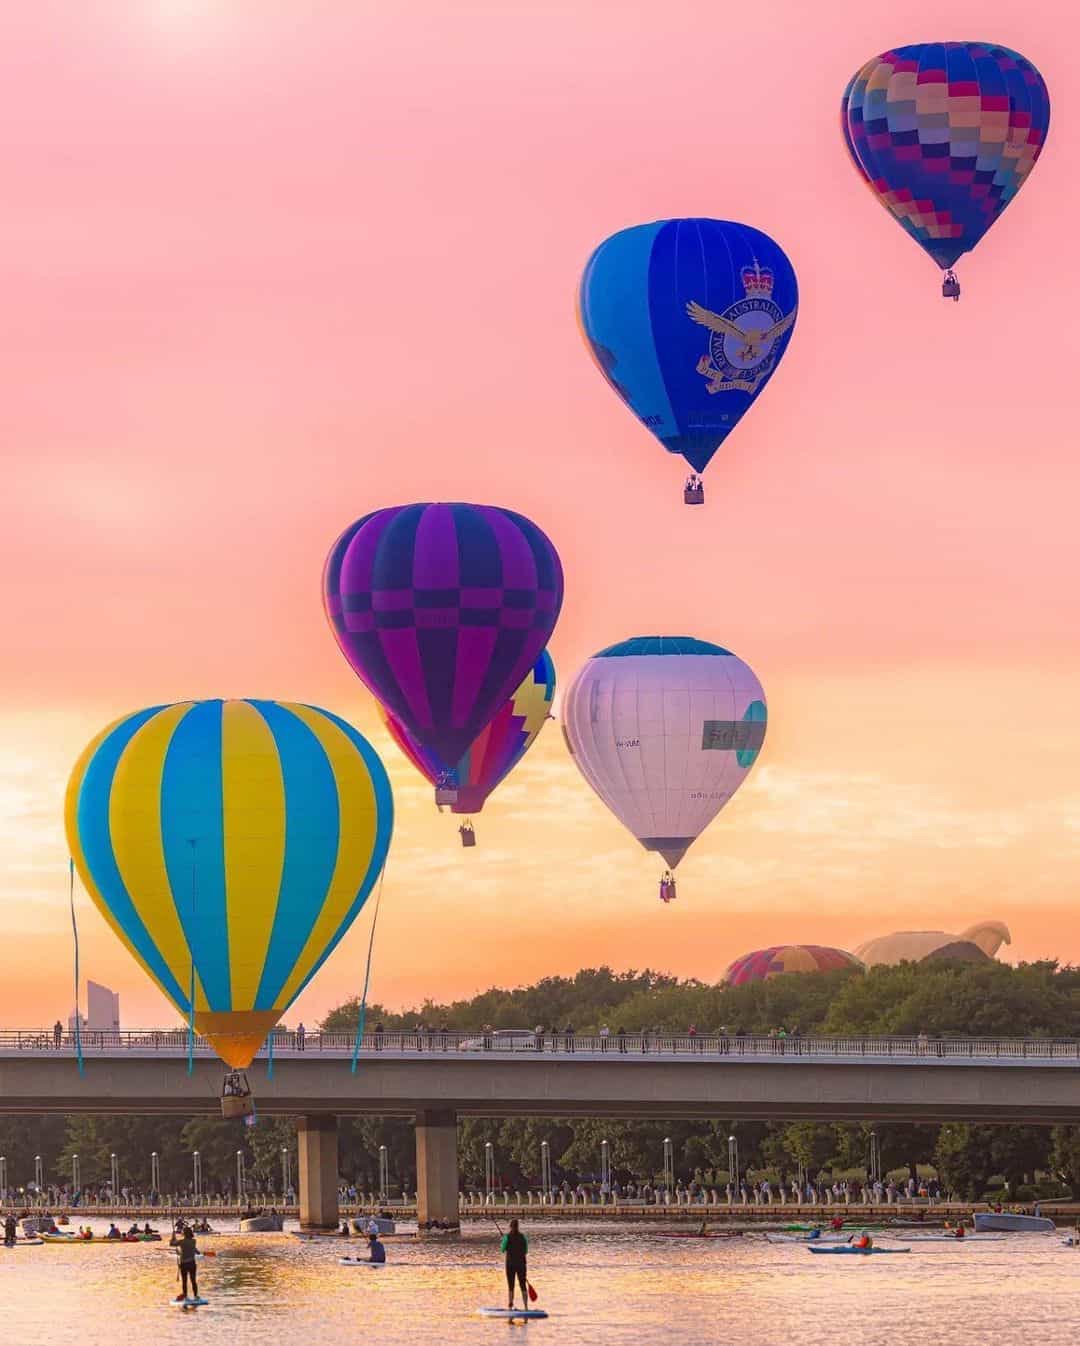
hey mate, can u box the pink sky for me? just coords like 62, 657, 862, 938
4, 0, 1080, 1027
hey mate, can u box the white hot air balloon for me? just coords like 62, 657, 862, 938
562, 636, 766, 900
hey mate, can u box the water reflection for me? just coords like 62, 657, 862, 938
3, 1219, 1076, 1345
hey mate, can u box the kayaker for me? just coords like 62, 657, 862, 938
501, 1218, 529, 1312
367, 1232, 386, 1264
830, 1216, 845, 1232
170, 1224, 200, 1302
106, 1223, 122, 1240
852, 1231, 873, 1249
954, 1225, 965, 1239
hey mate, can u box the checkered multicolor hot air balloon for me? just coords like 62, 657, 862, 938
840, 43, 1050, 294
723, 945, 863, 986
323, 504, 563, 794
65, 699, 393, 1069
378, 651, 555, 814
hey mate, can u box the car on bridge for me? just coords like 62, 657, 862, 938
459, 1029, 538, 1052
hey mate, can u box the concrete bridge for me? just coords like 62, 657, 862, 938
2, 1030, 1077, 1228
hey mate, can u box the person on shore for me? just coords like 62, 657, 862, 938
3, 1214, 16, 1246
367, 1232, 386, 1263
170, 1223, 200, 1301
501, 1217, 529, 1310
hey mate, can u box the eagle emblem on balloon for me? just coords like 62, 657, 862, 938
687, 261, 797, 396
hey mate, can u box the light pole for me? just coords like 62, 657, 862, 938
663, 1137, 674, 1197
600, 1138, 611, 1197
484, 1141, 495, 1203
540, 1141, 551, 1203
868, 1130, 881, 1185
236, 1150, 245, 1205
72, 1154, 80, 1194
378, 1144, 389, 1201
281, 1146, 291, 1200
0, 1156, 7, 1199
728, 1135, 739, 1191
110, 1153, 118, 1200
193, 1151, 202, 1201
34, 1154, 44, 1196
151, 1151, 160, 1194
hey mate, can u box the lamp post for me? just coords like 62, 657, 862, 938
540, 1141, 551, 1203
378, 1144, 389, 1202
281, 1146, 291, 1200
0, 1156, 7, 1200
728, 1135, 739, 1190
151, 1151, 160, 1194
34, 1154, 44, 1195
484, 1142, 495, 1203
110, 1153, 118, 1201
600, 1138, 611, 1197
236, 1150, 245, 1206
663, 1137, 674, 1198
193, 1151, 202, 1201
868, 1130, 881, 1185
72, 1154, 80, 1194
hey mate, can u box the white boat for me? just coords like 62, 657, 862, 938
974, 1212, 1055, 1233
351, 1216, 396, 1235
239, 1212, 284, 1233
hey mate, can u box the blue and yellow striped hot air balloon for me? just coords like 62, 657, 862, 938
65, 699, 393, 1069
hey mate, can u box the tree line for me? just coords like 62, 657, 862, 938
5, 960, 1080, 1201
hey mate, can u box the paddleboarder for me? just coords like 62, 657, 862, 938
170, 1223, 200, 1302
501, 1218, 529, 1312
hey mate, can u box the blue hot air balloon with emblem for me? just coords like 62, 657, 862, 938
577, 218, 798, 505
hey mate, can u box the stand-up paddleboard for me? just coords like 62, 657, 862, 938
478, 1307, 549, 1319
339, 1257, 390, 1266
2, 1238, 44, 1247
808, 1245, 909, 1255
171, 1297, 209, 1307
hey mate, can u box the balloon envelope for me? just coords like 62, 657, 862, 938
561, 636, 766, 869
841, 43, 1049, 271
65, 699, 394, 1068
723, 944, 863, 986
578, 218, 798, 474
378, 650, 556, 813
324, 503, 563, 767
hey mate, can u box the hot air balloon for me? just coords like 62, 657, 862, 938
577, 218, 798, 504
840, 43, 1050, 299
377, 651, 555, 843
561, 637, 766, 896
723, 945, 863, 986
323, 504, 563, 798
65, 699, 393, 1112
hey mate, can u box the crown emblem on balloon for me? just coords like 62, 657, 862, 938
741, 260, 774, 297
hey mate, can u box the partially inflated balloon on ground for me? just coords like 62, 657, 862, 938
65, 699, 393, 1068
840, 43, 1049, 287
578, 218, 797, 480
324, 503, 563, 776
561, 636, 766, 873
723, 945, 863, 986
378, 651, 555, 813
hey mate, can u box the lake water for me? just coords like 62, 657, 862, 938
4, 1218, 1077, 1345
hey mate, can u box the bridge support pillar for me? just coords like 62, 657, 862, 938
297, 1115, 339, 1230
415, 1108, 459, 1227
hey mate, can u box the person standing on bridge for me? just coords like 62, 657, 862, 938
296, 1021, 306, 1051
501, 1218, 529, 1311
53, 1020, 63, 1049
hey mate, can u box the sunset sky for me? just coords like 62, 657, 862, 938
4, 0, 1079, 1028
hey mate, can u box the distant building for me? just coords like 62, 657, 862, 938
69, 981, 120, 1033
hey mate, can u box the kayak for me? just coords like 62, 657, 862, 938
478, 1308, 549, 1319
765, 1233, 853, 1244
652, 1231, 742, 1239
1, 1238, 44, 1247
808, 1245, 910, 1255
42, 1233, 162, 1244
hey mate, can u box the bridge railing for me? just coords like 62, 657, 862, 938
3, 1030, 1079, 1060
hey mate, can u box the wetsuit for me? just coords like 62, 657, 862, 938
501, 1229, 528, 1301
171, 1231, 199, 1299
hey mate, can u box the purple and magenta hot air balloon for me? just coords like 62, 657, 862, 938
323, 504, 563, 787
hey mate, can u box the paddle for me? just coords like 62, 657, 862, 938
488, 1214, 538, 1303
